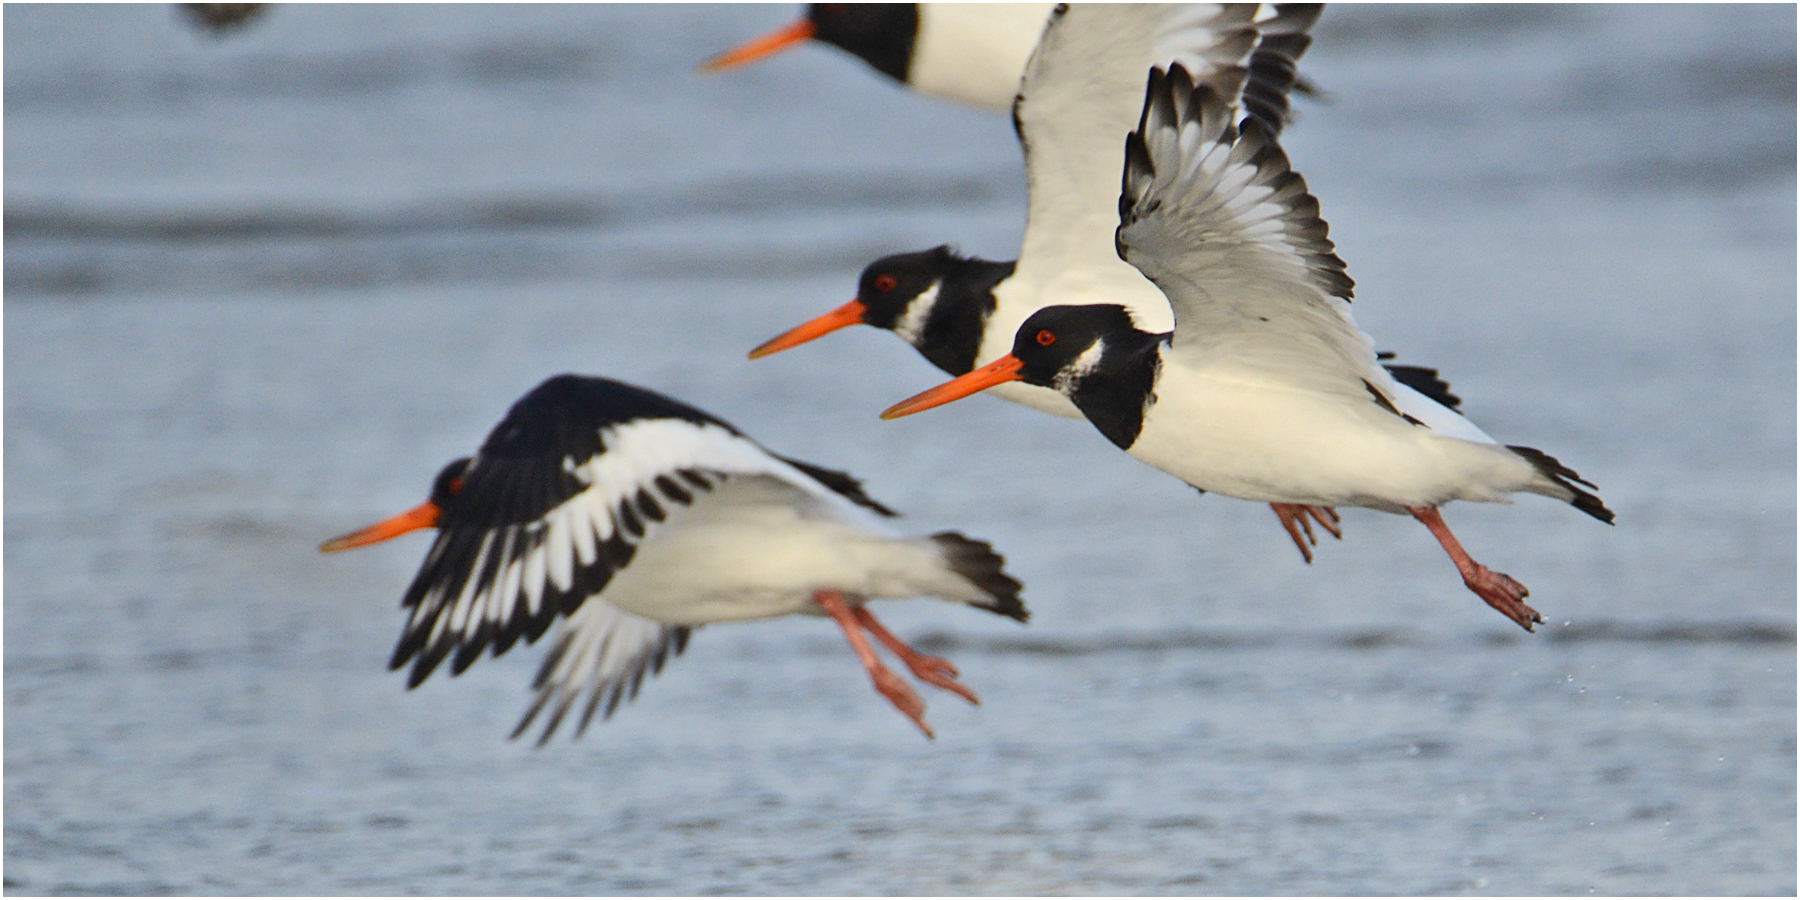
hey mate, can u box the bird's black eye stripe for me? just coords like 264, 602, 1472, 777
636, 489, 665, 523
655, 475, 693, 505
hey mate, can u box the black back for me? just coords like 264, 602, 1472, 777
448, 374, 736, 530
807, 4, 919, 82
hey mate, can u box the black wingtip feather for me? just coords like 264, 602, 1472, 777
1121, 63, 1354, 304
774, 453, 899, 517
1382, 363, 1463, 412
508, 625, 695, 746
930, 532, 1027, 623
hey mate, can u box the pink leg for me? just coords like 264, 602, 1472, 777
1408, 506, 1541, 631
852, 606, 979, 706
814, 590, 933, 738
1269, 503, 1343, 564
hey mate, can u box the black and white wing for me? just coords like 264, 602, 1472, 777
997, 3, 1322, 350
1117, 63, 1382, 401
509, 599, 693, 745
388, 374, 894, 688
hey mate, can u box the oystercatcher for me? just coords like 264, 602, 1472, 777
883, 64, 1612, 631
751, 4, 1352, 560
700, 3, 1054, 110
321, 374, 1026, 742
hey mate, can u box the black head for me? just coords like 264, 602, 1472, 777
807, 4, 919, 82
854, 245, 959, 330
1011, 305, 1161, 450
1009, 305, 1142, 388
428, 457, 472, 513
318, 455, 469, 553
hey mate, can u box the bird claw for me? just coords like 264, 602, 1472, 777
1271, 503, 1342, 564
870, 666, 933, 738
1466, 566, 1540, 632
903, 654, 979, 706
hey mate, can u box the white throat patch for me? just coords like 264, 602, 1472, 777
1052, 339, 1105, 395
891, 281, 942, 347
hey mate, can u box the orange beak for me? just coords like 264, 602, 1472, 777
319, 501, 441, 553
881, 355, 1025, 419
698, 18, 817, 72
747, 299, 868, 359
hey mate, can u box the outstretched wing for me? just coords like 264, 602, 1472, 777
996, 3, 1322, 355
389, 375, 887, 688
1117, 63, 1381, 401
509, 600, 694, 745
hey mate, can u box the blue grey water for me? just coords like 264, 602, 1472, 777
4, 3, 1793, 895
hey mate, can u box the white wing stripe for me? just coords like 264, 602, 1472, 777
392, 416, 879, 688
545, 506, 574, 590
522, 541, 548, 615
570, 499, 597, 567
511, 599, 692, 744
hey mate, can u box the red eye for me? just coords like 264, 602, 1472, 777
873, 274, 898, 292
449, 477, 464, 495
1035, 329, 1056, 346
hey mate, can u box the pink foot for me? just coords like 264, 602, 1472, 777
1463, 564, 1542, 632
854, 607, 979, 705
1270, 503, 1342, 564
1409, 506, 1542, 632
866, 663, 933, 738
815, 590, 936, 738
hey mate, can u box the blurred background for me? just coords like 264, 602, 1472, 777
6, 4, 1793, 894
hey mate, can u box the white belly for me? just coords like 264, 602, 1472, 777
596, 477, 969, 625
1126, 367, 1539, 512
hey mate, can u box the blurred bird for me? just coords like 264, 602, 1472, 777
178, 3, 267, 36
750, 4, 1357, 561
700, 3, 1054, 110
322, 374, 1026, 742
883, 61, 1613, 631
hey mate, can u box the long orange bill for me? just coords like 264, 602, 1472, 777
698, 18, 817, 72
319, 501, 440, 553
747, 299, 867, 359
881, 355, 1025, 420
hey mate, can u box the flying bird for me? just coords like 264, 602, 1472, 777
700, 3, 1054, 111
322, 374, 1026, 742
750, 4, 1356, 560
883, 62, 1612, 631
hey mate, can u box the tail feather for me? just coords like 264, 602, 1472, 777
929, 532, 1027, 623
1507, 445, 1614, 524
